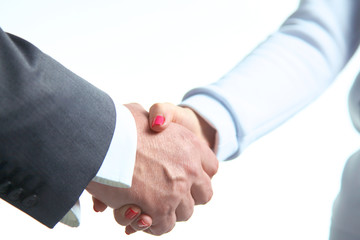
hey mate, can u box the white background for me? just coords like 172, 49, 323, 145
1, 0, 360, 239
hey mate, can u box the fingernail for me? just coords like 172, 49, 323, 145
125, 208, 139, 220
93, 205, 99, 213
152, 115, 165, 127
137, 219, 149, 228
125, 227, 136, 235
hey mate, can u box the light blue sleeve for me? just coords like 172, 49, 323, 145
182, 0, 360, 161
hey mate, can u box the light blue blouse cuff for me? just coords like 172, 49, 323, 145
181, 94, 238, 161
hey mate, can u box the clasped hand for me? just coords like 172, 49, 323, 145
86, 103, 218, 235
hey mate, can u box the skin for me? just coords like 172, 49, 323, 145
105, 103, 218, 235
149, 103, 216, 149
87, 103, 218, 236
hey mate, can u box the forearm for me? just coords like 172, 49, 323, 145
183, 0, 360, 160
0, 28, 116, 227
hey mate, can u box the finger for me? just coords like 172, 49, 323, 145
129, 214, 152, 231
113, 205, 141, 226
175, 192, 195, 222
200, 141, 219, 178
148, 214, 176, 236
149, 103, 177, 132
92, 196, 108, 212
191, 172, 214, 205
125, 225, 136, 235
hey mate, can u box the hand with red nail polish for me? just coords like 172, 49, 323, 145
151, 115, 165, 127
111, 205, 153, 235
149, 103, 216, 150
125, 215, 152, 235
149, 103, 219, 178
87, 103, 218, 236
125, 207, 139, 220
113, 205, 153, 234
92, 200, 154, 234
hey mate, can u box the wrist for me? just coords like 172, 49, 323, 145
183, 107, 216, 150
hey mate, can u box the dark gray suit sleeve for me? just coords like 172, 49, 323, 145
0, 28, 116, 228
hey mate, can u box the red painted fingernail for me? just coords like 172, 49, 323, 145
93, 205, 99, 213
125, 227, 136, 235
138, 219, 149, 228
125, 208, 138, 220
152, 115, 165, 127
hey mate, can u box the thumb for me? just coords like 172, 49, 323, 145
149, 103, 178, 132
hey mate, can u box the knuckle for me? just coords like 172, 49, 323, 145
177, 149, 199, 177
149, 102, 162, 112
175, 181, 188, 195
150, 215, 176, 236
179, 209, 194, 222
113, 209, 126, 225
209, 160, 219, 178
205, 187, 214, 203
195, 185, 213, 205
164, 214, 176, 234
155, 203, 172, 217
185, 161, 199, 177
165, 221, 176, 234
181, 213, 192, 222
149, 227, 163, 236
175, 201, 194, 222
183, 147, 202, 174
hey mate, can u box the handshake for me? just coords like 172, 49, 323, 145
86, 103, 219, 236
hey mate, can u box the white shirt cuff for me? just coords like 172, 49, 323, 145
60, 100, 137, 228
60, 201, 80, 227
93, 101, 137, 188
181, 94, 238, 161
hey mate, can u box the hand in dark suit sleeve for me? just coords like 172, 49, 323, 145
87, 103, 218, 236
0, 27, 116, 228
